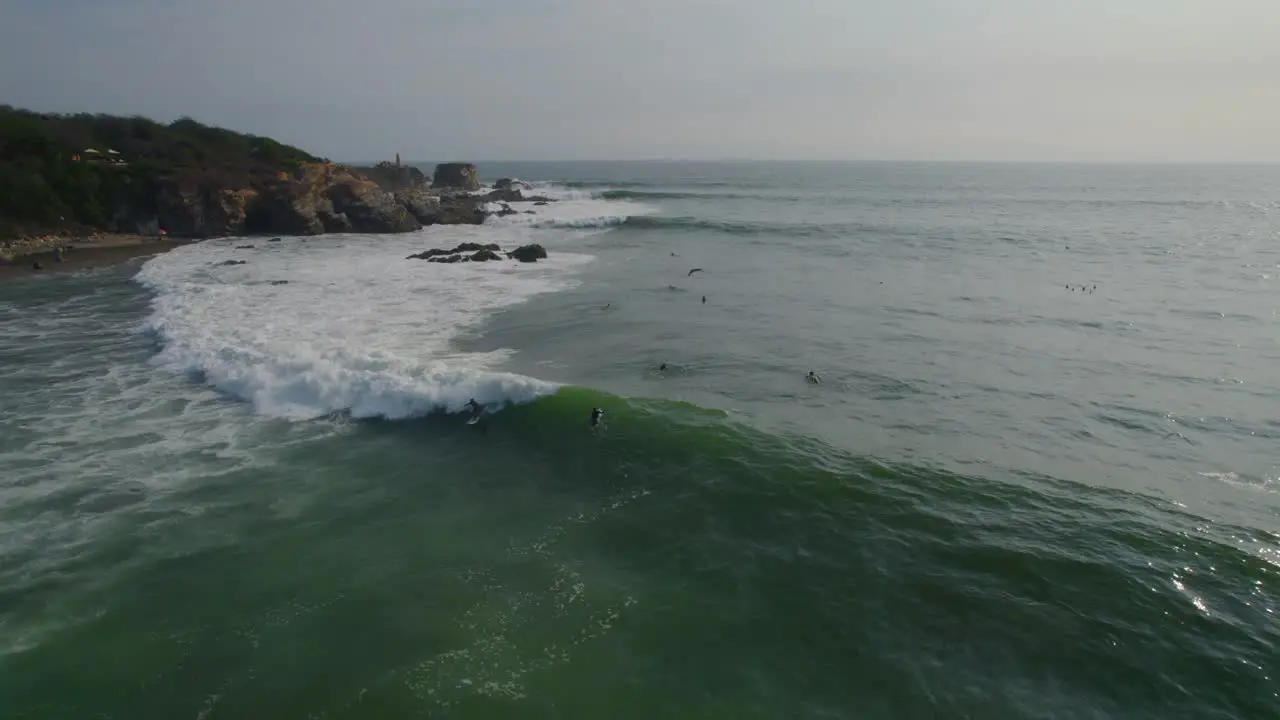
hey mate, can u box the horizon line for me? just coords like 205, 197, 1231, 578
343, 158, 1280, 167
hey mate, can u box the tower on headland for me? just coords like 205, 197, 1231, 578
395, 152, 401, 167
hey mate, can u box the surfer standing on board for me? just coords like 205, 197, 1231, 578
465, 398, 484, 422
590, 407, 605, 431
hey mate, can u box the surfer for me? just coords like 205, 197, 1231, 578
590, 407, 605, 430
806, 371, 821, 384
659, 363, 667, 372
702, 295, 706, 304
465, 398, 484, 421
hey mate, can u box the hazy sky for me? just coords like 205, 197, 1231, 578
2, 0, 1277, 162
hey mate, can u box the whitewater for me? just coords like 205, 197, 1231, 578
133, 184, 653, 420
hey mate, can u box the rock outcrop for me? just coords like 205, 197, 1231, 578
408, 241, 545, 265
507, 244, 548, 263
432, 196, 487, 225
493, 178, 531, 191
356, 164, 429, 192
433, 163, 481, 191
396, 188, 442, 225
407, 242, 502, 260
481, 187, 526, 203
469, 249, 504, 262
327, 180, 419, 233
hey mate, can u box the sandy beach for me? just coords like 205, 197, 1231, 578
0, 235, 193, 280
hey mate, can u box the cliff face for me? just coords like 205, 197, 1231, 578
127, 162, 490, 238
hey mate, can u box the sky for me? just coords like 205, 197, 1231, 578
1, 0, 1278, 162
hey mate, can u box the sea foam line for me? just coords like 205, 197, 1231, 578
131, 187, 633, 420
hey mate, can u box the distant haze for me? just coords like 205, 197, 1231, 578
2, 0, 1278, 162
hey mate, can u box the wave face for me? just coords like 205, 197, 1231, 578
134, 185, 643, 419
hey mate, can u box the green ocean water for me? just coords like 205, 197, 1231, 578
1, 162, 1277, 719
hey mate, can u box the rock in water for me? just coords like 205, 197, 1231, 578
216, 259, 248, 266
508, 244, 547, 263
468, 249, 504, 262
493, 178, 531, 191
481, 187, 526, 203
407, 242, 501, 260
432, 163, 481, 191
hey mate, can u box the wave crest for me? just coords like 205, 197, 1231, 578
134, 230, 589, 420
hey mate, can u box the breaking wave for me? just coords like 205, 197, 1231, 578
132, 184, 648, 420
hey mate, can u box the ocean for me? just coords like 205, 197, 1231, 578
1, 161, 1277, 719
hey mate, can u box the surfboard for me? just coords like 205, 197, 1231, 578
467, 415, 482, 425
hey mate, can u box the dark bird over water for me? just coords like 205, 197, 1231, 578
687, 268, 704, 276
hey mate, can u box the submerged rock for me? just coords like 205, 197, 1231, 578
216, 259, 247, 266
507, 243, 547, 263
235, 244, 255, 249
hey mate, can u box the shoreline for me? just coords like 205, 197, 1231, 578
0, 235, 194, 280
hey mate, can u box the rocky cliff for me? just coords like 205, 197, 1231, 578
131, 162, 494, 238
0, 107, 508, 245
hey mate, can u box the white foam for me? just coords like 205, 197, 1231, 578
480, 182, 657, 232
133, 188, 641, 420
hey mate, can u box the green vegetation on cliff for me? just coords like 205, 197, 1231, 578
0, 106, 322, 237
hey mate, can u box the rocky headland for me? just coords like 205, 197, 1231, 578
0, 108, 555, 267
